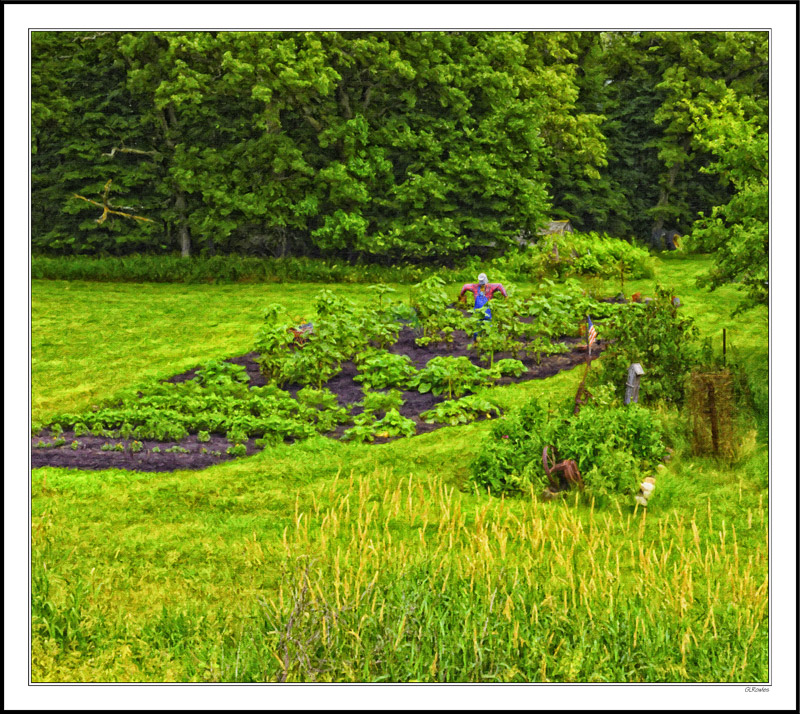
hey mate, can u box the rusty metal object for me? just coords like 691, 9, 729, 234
287, 322, 314, 346
542, 445, 584, 492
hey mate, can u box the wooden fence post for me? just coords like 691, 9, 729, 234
624, 363, 644, 405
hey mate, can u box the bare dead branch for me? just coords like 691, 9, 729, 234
72, 179, 154, 224
102, 146, 158, 158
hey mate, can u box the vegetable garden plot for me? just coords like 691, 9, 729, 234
31, 286, 610, 473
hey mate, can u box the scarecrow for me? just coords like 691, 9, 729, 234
458, 273, 507, 322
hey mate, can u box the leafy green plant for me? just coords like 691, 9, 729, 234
130, 440, 143, 453
470, 327, 521, 367
420, 396, 500, 426
296, 387, 340, 411
523, 232, 653, 280
414, 307, 465, 349
413, 356, 488, 400
486, 359, 527, 380
524, 335, 569, 365
226, 443, 247, 457
281, 341, 345, 390
151, 446, 161, 453
359, 389, 405, 414
165, 445, 190, 454
254, 305, 295, 384
410, 275, 450, 328
354, 350, 418, 391
373, 409, 416, 439
469, 398, 558, 494
197, 431, 210, 443
341, 412, 379, 443
362, 310, 403, 350
195, 360, 249, 386
366, 283, 397, 310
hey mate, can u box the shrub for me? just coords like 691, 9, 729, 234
592, 285, 699, 405
469, 398, 557, 494
469, 397, 665, 497
517, 231, 654, 281
226, 443, 247, 457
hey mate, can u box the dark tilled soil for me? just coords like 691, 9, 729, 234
30, 433, 261, 473
32, 326, 606, 473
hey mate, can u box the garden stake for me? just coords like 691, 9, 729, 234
722, 328, 727, 367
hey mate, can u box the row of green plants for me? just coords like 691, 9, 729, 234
32, 350, 514, 447
31, 233, 653, 285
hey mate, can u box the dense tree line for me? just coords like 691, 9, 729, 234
32, 30, 768, 298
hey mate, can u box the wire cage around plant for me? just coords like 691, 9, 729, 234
687, 371, 737, 460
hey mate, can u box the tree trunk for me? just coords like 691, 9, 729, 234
175, 191, 190, 257
163, 106, 192, 257
650, 138, 688, 247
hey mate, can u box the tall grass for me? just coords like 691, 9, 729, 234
31, 465, 768, 682
251, 470, 768, 682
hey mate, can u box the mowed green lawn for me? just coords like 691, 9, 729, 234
30, 255, 769, 682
